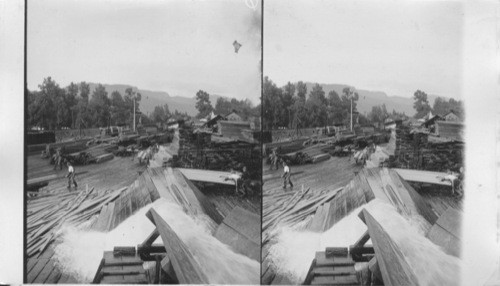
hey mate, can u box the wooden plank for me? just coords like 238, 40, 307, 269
33, 259, 56, 283
426, 207, 462, 257
146, 208, 209, 284
100, 274, 148, 284
27, 258, 49, 283
45, 266, 62, 284
362, 209, 418, 286
390, 170, 438, 224
27, 174, 59, 186
177, 168, 240, 186
315, 252, 355, 267
310, 275, 358, 285
102, 268, 146, 275
434, 207, 461, 238
174, 169, 224, 224
165, 168, 205, 217
27, 258, 38, 273
220, 206, 260, 245
313, 265, 356, 276
393, 168, 452, 186
214, 222, 260, 261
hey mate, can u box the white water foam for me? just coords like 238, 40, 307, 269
267, 204, 369, 284
365, 200, 461, 286
268, 199, 460, 285
53, 198, 259, 284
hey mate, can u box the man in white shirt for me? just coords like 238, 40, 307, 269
282, 161, 293, 190
66, 162, 78, 190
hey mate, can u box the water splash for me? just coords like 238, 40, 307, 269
268, 199, 460, 285
53, 198, 259, 284
267, 204, 369, 284
365, 200, 461, 286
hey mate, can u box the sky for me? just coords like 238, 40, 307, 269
28, 0, 262, 104
264, 0, 464, 99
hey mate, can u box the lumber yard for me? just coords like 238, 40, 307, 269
262, 117, 464, 285
26, 117, 260, 284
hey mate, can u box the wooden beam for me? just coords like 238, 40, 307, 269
361, 209, 418, 286
146, 208, 209, 284
177, 168, 240, 186
393, 168, 452, 186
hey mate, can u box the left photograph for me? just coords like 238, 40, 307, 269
25, 0, 262, 284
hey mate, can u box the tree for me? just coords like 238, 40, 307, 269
34, 77, 60, 129
263, 77, 284, 129
75, 82, 92, 129
327, 90, 345, 125
66, 82, 79, 128
413, 90, 431, 118
305, 83, 328, 127
432, 97, 464, 119
281, 82, 295, 127
296, 81, 307, 101
195, 90, 213, 119
110, 91, 130, 125
151, 105, 166, 123
368, 104, 389, 126
89, 84, 110, 127
215, 97, 233, 116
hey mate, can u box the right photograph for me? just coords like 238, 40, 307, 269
262, 1, 464, 285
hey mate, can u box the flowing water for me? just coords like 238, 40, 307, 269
267, 204, 369, 284
53, 198, 259, 284
268, 199, 461, 285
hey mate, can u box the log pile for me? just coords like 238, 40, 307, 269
65, 143, 116, 165
282, 144, 331, 165
26, 187, 126, 257
175, 127, 261, 181
389, 124, 463, 172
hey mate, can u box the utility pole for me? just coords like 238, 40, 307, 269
349, 87, 354, 132
133, 96, 136, 132
350, 96, 353, 132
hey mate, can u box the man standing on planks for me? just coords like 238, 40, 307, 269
282, 161, 293, 190
66, 162, 78, 190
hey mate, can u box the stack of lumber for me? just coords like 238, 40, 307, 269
284, 144, 331, 165
46, 139, 90, 155
390, 123, 463, 172
66, 143, 116, 165
264, 138, 309, 155
176, 128, 260, 181
27, 187, 127, 257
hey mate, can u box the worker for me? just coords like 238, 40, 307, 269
282, 161, 293, 190
439, 170, 459, 196
235, 166, 248, 196
66, 162, 78, 190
